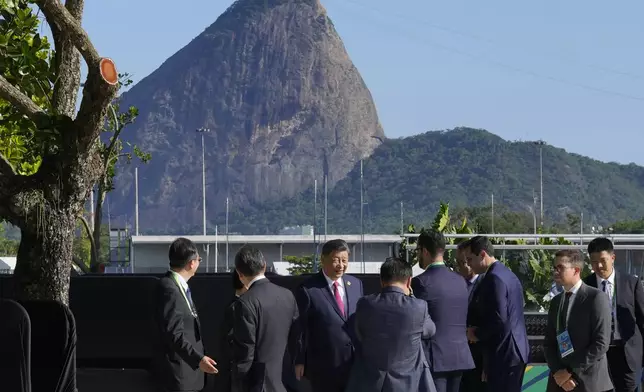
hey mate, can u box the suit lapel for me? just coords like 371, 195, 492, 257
345, 276, 355, 316
319, 273, 346, 320
565, 283, 589, 334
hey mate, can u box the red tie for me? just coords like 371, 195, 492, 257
333, 281, 345, 317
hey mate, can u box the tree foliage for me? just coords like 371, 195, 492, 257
285, 254, 316, 275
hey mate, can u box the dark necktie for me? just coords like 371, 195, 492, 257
601, 280, 615, 339
558, 292, 572, 332
333, 281, 345, 317
186, 287, 197, 316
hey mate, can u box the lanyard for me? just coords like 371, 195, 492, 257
170, 272, 196, 316
428, 261, 445, 268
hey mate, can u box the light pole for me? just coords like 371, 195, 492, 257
534, 140, 546, 227
196, 127, 210, 271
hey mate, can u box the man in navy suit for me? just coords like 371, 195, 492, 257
411, 231, 474, 392
346, 257, 437, 392
463, 236, 529, 392
583, 237, 644, 392
294, 239, 364, 392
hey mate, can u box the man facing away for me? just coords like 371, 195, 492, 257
544, 250, 613, 392
583, 237, 644, 392
455, 241, 485, 392
411, 231, 474, 392
153, 237, 218, 392
345, 257, 437, 392
463, 236, 529, 392
294, 239, 364, 392
231, 245, 299, 392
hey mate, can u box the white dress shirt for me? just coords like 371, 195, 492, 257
248, 274, 266, 289
597, 270, 620, 339
561, 279, 583, 325
169, 270, 196, 316
323, 270, 347, 308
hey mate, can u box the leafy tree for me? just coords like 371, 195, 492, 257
0, 0, 123, 304
285, 255, 316, 275
0, 224, 19, 256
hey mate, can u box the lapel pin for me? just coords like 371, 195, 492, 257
346, 281, 351, 286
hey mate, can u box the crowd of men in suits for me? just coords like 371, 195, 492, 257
151, 234, 644, 392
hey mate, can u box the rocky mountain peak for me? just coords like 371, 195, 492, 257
111, 0, 385, 231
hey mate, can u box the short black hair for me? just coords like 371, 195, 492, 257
168, 237, 199, 269
232, 270, 244, 290
380, 257, 412, 284
456, 239, 470, 250
235, 245, 266, 277
321, 239, 350, 257
416, 230, 446, 257
588, 237, 614, 255
466, 236, 494, 257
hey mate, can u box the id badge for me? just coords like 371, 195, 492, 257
557, 330, 574, 358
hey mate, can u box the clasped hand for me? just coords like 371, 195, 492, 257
553, 369, 576, 391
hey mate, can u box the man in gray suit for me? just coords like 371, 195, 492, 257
345, 257, 437, 392
544, 249, 613, 392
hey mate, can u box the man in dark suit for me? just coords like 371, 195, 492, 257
583, 237, 644, 392
153, 237, 218, 392
463, 236, 529, 392
411, 231, 474, 392
544, 249, 613, 392
294, 239, 364, 392
231, 245, 299, 392
455, 241, 485, 392
346, 257, 437, 392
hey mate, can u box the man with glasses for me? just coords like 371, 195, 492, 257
544, 249, 612, 392
153, 237, 218, 392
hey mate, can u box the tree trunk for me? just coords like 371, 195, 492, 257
12, 203, 76, 306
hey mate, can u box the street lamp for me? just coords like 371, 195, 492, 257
196, 128, 211, 235
196, 127, 211, 272
533, 140, 546, 226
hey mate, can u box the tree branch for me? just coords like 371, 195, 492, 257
0, 153, 17, 179
0, 75, 48, 122
49, 0, 84, 117
35, 0, 100, 66
78, 214, 99, 271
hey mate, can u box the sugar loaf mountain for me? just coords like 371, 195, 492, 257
110, 0, 644, 234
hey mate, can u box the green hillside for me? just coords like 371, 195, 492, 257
198, 127, 644, 234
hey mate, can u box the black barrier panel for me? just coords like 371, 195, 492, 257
1, 274, 549, 371
70, 276, 159, 368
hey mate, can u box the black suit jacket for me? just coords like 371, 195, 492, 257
583, 270, 644, 370
232, 278, 299, 392
153, 272, 205, 392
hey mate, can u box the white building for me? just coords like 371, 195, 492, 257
130, 234, 401, 274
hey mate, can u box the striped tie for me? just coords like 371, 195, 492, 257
601, 280, 615, 339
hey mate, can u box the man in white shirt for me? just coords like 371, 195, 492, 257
583, 237, 644, 392
544, 249, 612, 392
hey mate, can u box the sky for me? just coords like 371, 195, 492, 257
76, 0, 644, 164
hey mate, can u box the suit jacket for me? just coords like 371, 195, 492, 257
543, 283, 613, 392
153, 272, 205, 392
412, 265, 475, 373
583, 270, 644, 371
345, 287, 437, 392
294, 272, 363, 391
232, 278, 299, 392
468, 262, 530, 376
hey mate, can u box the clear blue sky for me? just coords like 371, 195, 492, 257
80, 0, 644, 164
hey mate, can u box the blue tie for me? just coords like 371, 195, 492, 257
186, 287, 197, 316
601, 280, 615, 339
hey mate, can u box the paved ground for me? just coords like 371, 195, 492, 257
522, 365, 549, 391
